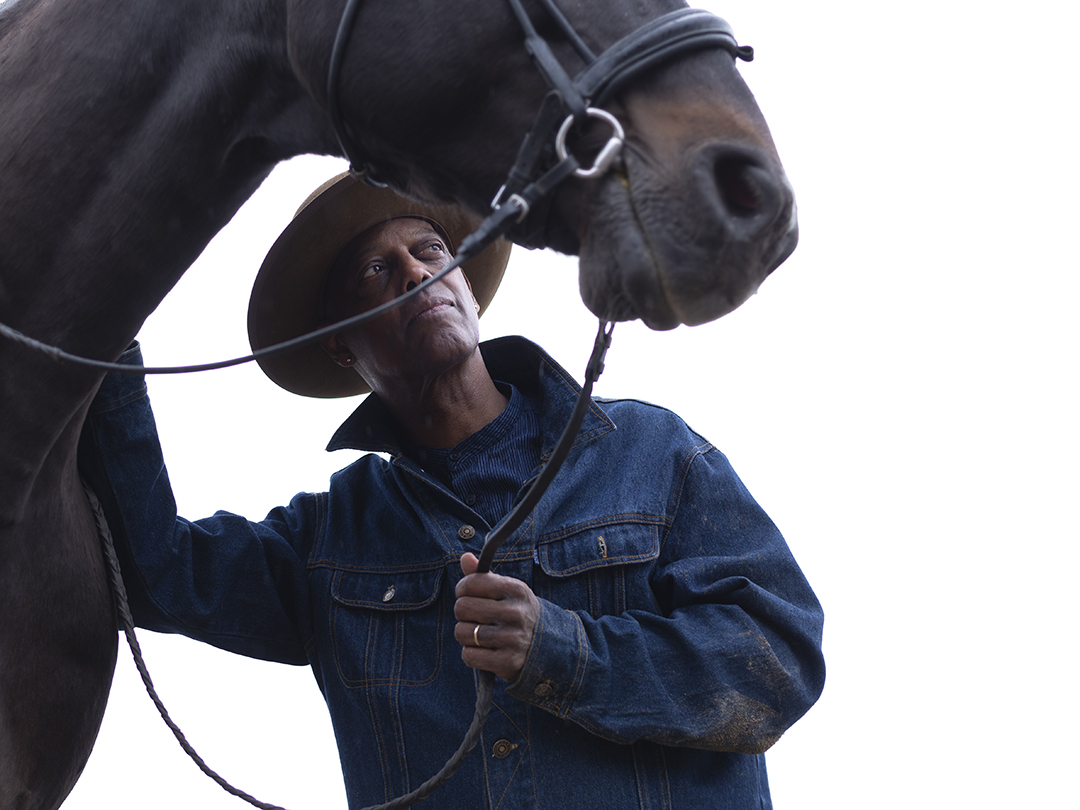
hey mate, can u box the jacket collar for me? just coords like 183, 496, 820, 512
326, 335, 615, 457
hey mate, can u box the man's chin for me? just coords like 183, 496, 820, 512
406, 322, 482, 376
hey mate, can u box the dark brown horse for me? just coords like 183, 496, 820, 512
0, 0, 797, 806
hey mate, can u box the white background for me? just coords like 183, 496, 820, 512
65, 0, 1078, 807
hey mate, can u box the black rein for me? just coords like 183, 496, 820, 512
40, 3, 758, 809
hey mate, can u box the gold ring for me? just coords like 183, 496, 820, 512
473, 624, 481, 648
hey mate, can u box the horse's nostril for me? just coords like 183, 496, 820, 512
715, 157, 764, 215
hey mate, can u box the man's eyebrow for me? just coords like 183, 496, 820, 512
404, 226, 446, 245
352, 227, 445, 261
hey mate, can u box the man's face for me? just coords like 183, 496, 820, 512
321, 217, 481, 391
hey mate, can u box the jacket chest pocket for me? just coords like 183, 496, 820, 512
329, 566, 447, 689
534, 521, 662, 619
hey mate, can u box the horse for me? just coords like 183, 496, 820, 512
0, 0, 798, 806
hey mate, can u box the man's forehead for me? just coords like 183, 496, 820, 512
349, 217, 445, 259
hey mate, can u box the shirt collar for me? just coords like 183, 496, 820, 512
325, 335, 615, 456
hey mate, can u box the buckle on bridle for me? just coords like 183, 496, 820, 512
555, 108, 625, 180
490, 186, 532, 223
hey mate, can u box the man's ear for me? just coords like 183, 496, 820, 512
321, 332, 355, 367
460, 273, 480, 313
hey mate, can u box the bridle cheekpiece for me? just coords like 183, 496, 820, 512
327, 0, 753, 254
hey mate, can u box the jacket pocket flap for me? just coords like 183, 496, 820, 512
537, 521, 661, 577
331, 566, 444, 611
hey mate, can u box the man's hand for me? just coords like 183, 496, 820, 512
454, 553, 539, 681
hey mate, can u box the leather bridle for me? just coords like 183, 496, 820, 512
0, 4, 752, 378
328, 0, 753, 250
321, 3, 754, 809
14, 3, 758, 809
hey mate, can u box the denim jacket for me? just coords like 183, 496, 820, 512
79, 336, 825, 810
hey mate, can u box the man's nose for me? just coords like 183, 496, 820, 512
403, 258, 433, 293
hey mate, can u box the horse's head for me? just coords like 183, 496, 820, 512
290, 0, 796, 330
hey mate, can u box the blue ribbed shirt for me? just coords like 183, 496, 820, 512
410, 383, 542, 526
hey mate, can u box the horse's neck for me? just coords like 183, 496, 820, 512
0, 0, 334, 491
0, 0, 331, 356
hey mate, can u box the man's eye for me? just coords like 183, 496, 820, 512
360, 262, 385, 280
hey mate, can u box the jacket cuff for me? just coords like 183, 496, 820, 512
506, 598, 588, 716
90, 341, 147, 414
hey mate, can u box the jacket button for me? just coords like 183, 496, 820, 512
382, 585, 395, 602
458, 525, 476, 540
533, 681, 554, 698
492, 739, 518, 759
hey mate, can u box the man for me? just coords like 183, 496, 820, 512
80, 173, 825, 809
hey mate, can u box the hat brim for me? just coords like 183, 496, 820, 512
247, 173, 511, 398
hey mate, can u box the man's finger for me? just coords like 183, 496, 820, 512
459, 552, 479, 576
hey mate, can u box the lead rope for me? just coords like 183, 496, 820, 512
81, 478, 291, 810
82, 319, 613, 810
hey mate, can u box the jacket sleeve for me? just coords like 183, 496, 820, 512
506, 441, 825, 754
77, 343, 316, 666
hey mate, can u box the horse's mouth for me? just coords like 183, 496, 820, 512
576, 147, 799, 330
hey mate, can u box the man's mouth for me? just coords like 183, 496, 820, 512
406, 296, 455, 327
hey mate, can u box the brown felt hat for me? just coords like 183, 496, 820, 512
247, 173, 511, 398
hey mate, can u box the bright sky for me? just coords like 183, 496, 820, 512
64, 1, 1079, 808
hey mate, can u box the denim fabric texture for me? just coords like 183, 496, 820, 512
79, 336, 825, 810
